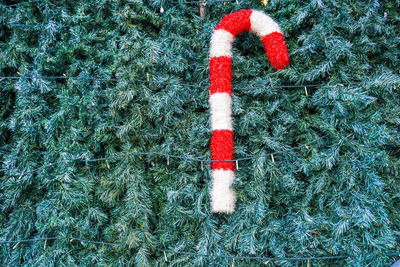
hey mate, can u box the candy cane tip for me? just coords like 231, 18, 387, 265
262, 32, 290, 70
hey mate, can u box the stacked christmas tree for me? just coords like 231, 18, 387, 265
0, 0, 399, 266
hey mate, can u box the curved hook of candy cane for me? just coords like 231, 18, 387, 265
209, 9, 289, 214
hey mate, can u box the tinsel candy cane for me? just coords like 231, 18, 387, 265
209, 9, 289, 214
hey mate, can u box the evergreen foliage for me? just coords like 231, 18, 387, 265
0, 0, 399, 266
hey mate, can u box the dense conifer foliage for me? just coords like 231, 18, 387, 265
0, 0, 399, 265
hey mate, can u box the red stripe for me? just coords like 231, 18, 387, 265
261, 32, 289, 70
215, 9, 252, 37
211, 129, 235, 171
209, 56, 232, 95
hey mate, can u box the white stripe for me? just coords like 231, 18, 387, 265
250, 10, 281, 38
209, 29, 234, 58
209, 92, 233, 131
210, 169, 236, 213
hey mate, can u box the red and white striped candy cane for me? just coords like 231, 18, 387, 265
209, 9, 289, 214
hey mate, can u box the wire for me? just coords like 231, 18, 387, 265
1, 0, 42, 7
0, 74, 318, 88
2, 0, 234, 7
0, 75, 395, 92
0, 236, 117, 246
160, 248, 349, 261
0, 133, 334, 176
0, 75, 118, 82
0, 236, 399, 262
0, 154, 126, 176
69, 237, 116, 246
0, 74, 387, 105
7, 23, 39, 28
0, 237, 58, 243
159, 248, 400, 262
170, 0, 236, 4
0, 133, 360, 178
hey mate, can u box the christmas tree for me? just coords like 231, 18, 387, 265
1, 0, 399, 266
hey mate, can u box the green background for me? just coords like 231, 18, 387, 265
1, 0, 399, 266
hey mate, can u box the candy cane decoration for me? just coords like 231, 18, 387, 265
209, 9, 289, 214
